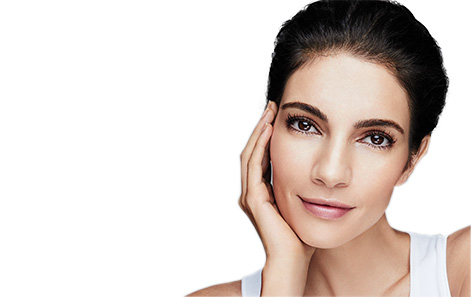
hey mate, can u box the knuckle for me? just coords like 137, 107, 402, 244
238, 200, 245, 211
239, 195, 247, 209
245, 191, 256, 208
240, 151, 248, 163
247, 157, 257, 171
246, 198, 257, 211
246, 153, 254, 165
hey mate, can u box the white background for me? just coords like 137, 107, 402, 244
0, 1, 469, 296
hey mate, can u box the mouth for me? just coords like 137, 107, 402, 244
299, 196, 355, 220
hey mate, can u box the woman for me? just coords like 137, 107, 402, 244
188, 0, 469, 296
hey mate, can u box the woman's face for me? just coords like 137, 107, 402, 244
270, 54, 414, 249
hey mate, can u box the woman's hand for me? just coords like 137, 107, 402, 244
239, 101, 315, 296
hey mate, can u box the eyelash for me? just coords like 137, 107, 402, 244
285, 113, 397, 150
285, 114, 321, 135
360, 130, 397, 150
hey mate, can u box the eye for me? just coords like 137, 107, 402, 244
294, 120, 315, 132
360, 132, 395, 149
285, 115, 321, 135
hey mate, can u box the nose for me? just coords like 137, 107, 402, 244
311, 139, 352, 188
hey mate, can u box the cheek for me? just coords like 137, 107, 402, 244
268, 128, 411, 248
270, 130, 300, 224
269, 127, 318, 217
352, 150, 409, 211
270, 129, 309, 188
270, 130, 288, 187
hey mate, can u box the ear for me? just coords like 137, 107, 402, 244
395, 135, 431, 186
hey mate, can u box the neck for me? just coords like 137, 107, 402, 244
305, 215, 410, 296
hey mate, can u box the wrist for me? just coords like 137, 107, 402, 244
265, 245, 316, 264
261, 256, 311, 296
265, 253, 312, 266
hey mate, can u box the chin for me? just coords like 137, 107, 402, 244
275, 197, 357, 249
295, 225, 355, 249
285, 208, 387, 250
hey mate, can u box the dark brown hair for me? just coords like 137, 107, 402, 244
267, 0, 448, 154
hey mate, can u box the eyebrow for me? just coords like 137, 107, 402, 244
281, 101, 405, 134
354, 119, 405, 134
281, 102, 328, 122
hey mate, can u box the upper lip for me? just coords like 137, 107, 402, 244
299, 196, 355, 209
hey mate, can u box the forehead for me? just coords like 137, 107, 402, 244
281, 54, 410, 131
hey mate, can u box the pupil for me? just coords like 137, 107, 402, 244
298, 121, 310, 130
372, 135, 384, 145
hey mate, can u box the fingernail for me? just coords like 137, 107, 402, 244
262, 122, 269, 132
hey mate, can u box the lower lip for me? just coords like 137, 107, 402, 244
302, 201, 352, 220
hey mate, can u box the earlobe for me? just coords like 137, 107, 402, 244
395, 135, 431, 186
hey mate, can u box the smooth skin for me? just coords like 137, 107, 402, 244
188, 54, 470, 297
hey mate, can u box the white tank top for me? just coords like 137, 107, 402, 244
241, 232, 451, 297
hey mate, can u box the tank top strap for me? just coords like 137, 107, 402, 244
241, 232, 452, 297
408, 232, 451, 297
241, 269, 262, 297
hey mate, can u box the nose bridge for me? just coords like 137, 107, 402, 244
311, 135, 352, 188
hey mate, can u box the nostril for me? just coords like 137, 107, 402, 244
310, 144, 353, 188
313, 178, 326, 186
312, 174, 350, 189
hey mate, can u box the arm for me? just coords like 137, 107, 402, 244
188, 102, 315, 297
239, 101, 315, 296
186, 280, 241, 297
447, 226, 470, 297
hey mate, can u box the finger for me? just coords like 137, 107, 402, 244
262, 103, 277, 186
242, 102, 276, 162
241, 102, 276, 195
247, 123, 273, 191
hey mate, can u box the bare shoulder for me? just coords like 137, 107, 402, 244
447, 226, 470, 297
186, 280, 242, 297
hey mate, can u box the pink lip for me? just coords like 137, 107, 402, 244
299, 196, 354, 220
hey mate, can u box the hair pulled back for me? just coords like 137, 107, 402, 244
267, 0, 448, 154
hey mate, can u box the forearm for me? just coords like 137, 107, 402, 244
261, 256, 311, 296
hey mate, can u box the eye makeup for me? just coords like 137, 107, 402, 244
359, 130, 397, 150
285, 113, 322, 135
284, 113, 398, 150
